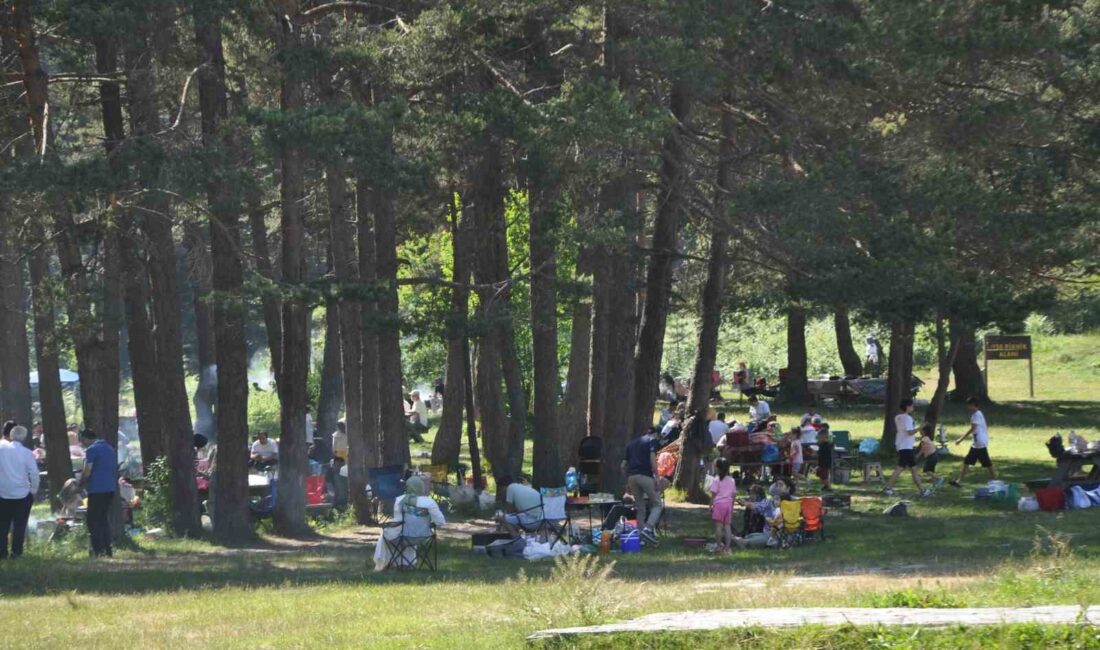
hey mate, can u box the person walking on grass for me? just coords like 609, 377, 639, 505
621, 428, 662, 546
708, 458, 738, 553
884, 399, 930, 497
950, 397, 997, 487
78, 429, 116, 558
0, 426, 39, 560
917, 422, 946, 489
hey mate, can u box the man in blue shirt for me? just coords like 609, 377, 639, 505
620, 428, 661, 546
79, 429, 116, 558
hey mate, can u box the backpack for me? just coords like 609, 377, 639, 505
1035, 486, 1065, 512
883, 501, 908, 517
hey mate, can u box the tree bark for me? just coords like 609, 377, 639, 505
950, 317, 988, 403
356, 178, 381, 466
586, 256, 610, 438
926, 317, 962, 427
371, 169, 409, 467
559, 289, 591, 471
0, 202, 33, 428
469, 138, 511, 486
317, 296, 344, 444
881, 319, 915, 449
29, 236, 70, 510
326, 156, 370, 521
195, 7, 251, 544
273, 14, 311, 536
631, 80, 692, 440
529, 160, 562, 487
432, 195, 469, 467
118, 221, 164, 470
182, 222, 217, 437
783, 305, 809, 406
678, 104, 733, 503
834, 306, 863, 377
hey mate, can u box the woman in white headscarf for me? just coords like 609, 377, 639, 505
373, 475, 446, 571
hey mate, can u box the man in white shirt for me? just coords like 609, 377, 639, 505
331, 419, 349, 461
250, 431, 279, 470
748, 396, 771, 422
496, 474, 543, 536
884, 400, 927, 496
951, 397, 997, 486
708, 412, 730, 446
0, 425, 40, 559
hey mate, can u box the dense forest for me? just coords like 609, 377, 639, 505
0, 0, 1095, 541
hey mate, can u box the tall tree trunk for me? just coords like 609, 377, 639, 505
529, 159, 561, 487
0, 203, 32, 428
182, 222, 217, 437
469, 138, 511, 486
29, 238, 70, 510
371, 167, 409, 467
356, 179, 381, 466
316, 296, 344, 443
327, 156, 368, 521
881, 319, 915, 449
834, 306, 862, 377
926, 317, 962, 427
273, 16, 311, 536
631, 80, 692, 439
13, 0, 69, 507
246, 194, 282, 383
195, 7, 251, 544
678, 104, 733, 503
432, 195, 469, 467
118, 223, 164, 469
783, 305, 809, 406
950, 317, 987, 403
127, 33, 200, 534
559, 289, 591, 470
586, 257, 610, 437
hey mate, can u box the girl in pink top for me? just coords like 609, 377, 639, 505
709, 458, 737, 552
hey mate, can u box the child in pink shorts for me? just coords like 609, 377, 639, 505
708, 458, 737, 552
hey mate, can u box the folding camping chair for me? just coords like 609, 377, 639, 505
381, 502, 438, 571
514, 487, 572, 544
368, 464, 407, 522
577, 435, 603, 494
250, 477, 277, 519
775, 499, 803, 548
800, 496, 825, 542
832, 431, 852, 461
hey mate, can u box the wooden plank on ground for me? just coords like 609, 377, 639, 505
529, 606, 1100, 641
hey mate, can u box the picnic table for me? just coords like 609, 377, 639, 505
806, 379, 859, 406
566, 497, 622, 540
1051, 449, 1100, 486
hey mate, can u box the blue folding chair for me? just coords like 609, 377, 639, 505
368, 464, 407, 521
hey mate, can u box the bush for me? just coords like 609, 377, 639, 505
136, 456, 173, 533
510, 554, 636, 628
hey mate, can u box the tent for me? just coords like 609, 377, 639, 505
29, 369, 80, 387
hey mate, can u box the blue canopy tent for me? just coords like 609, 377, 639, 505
29, 369, 80, 387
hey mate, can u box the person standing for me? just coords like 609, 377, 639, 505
78, 429, 116, 558
0, 426, 40, 559
950, 397, 997, 486
884, 399, 929, 496
621, 428, 661, 545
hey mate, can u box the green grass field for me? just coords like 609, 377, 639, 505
2, 333, 1098, 649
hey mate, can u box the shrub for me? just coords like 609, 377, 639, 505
136, 456, 173, 533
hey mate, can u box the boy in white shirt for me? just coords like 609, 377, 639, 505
950, 397, 997, 486
884, 399, 929, 496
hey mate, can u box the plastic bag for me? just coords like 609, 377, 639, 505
858, 438, 880, 456
1017, 496, 1039, 512
478, 491, 496, 511
522, 540, 574, 561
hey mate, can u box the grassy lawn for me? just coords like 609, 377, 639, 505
2, 333, 1098, 648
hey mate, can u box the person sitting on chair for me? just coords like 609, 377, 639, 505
495, 474, 543, 536
748, 395, 771, 424
373, 475, 445, 571
249, 431, 279, 470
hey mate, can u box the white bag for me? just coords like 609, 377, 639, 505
1087, 487, 1100, 506
1017, 496, 1039, 512
703, 473, 716, 493
478, 491, 497, 511
1069, 486, 1091, 510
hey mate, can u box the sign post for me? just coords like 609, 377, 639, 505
984, 335, 1034, 398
